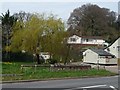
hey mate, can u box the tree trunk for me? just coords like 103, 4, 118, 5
64, 45, 70, 65
36, 53, 40, 64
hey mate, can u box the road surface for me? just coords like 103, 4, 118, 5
2, 75, 119, 90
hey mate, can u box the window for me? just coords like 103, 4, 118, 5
112, 56, 115, 58
99, 56, 105, 58
105, 56, 112, 59
117, 46, 120, 51
83, 52, 86, 56
107, 48, 110, 52
86, 39, 88, 42
107, 56, 112, 59
70, 38, 76, 42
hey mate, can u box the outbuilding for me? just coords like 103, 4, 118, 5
83, 48, 117, 65
105, 37, 120, 59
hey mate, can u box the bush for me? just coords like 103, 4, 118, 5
48, 59, 58, 64
39, 59, 45, 64
2, 52, 34, 62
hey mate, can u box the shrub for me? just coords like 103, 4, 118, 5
48, 59, 58, 64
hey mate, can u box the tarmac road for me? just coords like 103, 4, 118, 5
1, 75, 119, 90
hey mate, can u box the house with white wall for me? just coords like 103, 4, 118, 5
105, 37, 120, 59
33, 52, 50, 63
83, 48, 117, 65
67, 35, 108, 46
39, 52, 50, 60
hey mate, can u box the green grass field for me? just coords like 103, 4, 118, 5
1, 62, 116, 81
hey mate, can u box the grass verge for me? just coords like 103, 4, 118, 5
1, 62, 116, 81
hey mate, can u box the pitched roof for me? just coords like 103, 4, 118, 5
90, 48, 115, 56
70, 34, 103, 39
81, 36, 103, 39
105, 37, 120, 48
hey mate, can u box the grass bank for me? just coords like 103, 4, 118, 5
1, 62, 116, 81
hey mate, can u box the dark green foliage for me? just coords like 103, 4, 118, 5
2, 52, 34, 62
67, 4, 119, 43
48, 59, 58, 64
1, 10, 17, 50
116, 15, 120, 32
69, 49, 82, 62
1, 10, 17, 61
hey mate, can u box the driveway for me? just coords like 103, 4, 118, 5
90, 65, 119, 74
105, 66, 119, 74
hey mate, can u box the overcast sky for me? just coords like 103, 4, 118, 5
0, 1, 119, 21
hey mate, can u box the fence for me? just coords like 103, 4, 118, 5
21, 64, 91, 71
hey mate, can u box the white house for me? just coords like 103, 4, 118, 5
105, 37, 120, 59
67, 35, 108, 46
39, 52, 50, 60
33, 52, 51, 63
83, 48, 117, 65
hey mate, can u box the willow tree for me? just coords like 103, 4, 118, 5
41, 16, 66, 61
11, 14, 66, 64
